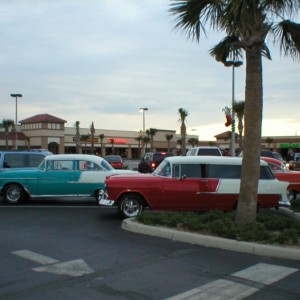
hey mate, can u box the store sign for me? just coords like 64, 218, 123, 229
107, 138, 127, 144
280, 143, 299, 148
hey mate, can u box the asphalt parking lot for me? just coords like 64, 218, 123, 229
1, 197, 300, 299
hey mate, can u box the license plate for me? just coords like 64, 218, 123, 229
99, 199, 114, 206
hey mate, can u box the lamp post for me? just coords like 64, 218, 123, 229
10, 93, 23, 150
224, 61, 243, 157
139, 107, 148, 155
139, 107, 148, 134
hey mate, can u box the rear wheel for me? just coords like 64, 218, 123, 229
118, 194, 144, 218
4, 184, 26, 204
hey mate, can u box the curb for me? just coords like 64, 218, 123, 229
122, 212, 300, 261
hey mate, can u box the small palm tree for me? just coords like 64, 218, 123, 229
188, 138, 198, 147
80, 134, 90, 154
90, 122, 95, 154
99, 134, 105, 156
233, 101, 245, 154
266, 137, 274, 150
0, 119, 15, 150
178, 108, 189, 156
146, 128, 158, 151
165, 134, 174, 153
74, 121, 81, 154
136, 133, 143, 157
142, 136, 150, 152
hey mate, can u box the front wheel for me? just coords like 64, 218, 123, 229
118, 194, 144, 218
4, 184, 26, 204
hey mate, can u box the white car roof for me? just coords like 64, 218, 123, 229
45, 154, 104, 163
165, 156, 268, 166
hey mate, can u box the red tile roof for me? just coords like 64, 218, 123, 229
20, 114, 66, 124
0, 132, 27, 140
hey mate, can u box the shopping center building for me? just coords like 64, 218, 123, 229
0, 113, 299, 160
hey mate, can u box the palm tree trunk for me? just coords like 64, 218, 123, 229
235, 49, 262, 225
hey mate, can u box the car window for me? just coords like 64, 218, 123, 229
28, 154, 45, 167
154, 160, 171, 177
101, 159, 114, 171
196, 149, 221, 156
172, 164, 202, 178
267, 162, 285, 173
50, 160, 73, 170
207, 164, 240, 179
3, 154, 26, 168
78, 160, 102, 171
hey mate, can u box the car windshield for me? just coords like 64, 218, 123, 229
153, 160, 171, 177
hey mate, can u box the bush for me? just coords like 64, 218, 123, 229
136, 210, 300, 246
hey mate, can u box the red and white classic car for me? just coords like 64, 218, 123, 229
99, 156, 290, 218
261, 156, 300, 201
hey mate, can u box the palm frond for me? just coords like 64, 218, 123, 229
169, 0, 223, 41
209, 35, 243, 63
272, 20, 300, 60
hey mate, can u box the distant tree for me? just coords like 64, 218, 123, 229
266, 137, 274, 150
146, 128, 158, 151
142, 136, 150, 152
80, 134, 90, 154
99, 134, 105, 156
90, 122, 95, 154
233, 101, 245, 153
165, 134, 174, 153
135, 133, 143, 157
178, 108, 189, 155
74, 121, 81, 154
0, 119, 15, 150
188, 138, 198, 147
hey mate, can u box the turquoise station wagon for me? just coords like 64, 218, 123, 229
0, 154, 136, 204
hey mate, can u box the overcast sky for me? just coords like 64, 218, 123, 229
1, 0, 299, 140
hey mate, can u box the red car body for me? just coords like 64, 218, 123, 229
261, 156, 300, 200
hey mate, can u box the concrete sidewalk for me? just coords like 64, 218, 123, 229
122, 207, 300, 261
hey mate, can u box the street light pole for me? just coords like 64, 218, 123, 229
10, 93, 23, 150
224, 61, 243, 157
139, 107, 148, 134
139, 107, 148, 155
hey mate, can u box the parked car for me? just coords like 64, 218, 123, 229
0, 150, 52, 170
99, 156, 289, 218
104, 155, 123, 169
261, 156, 300, 200
186, 146, 222, 156
288, 153, 300, 171
0, 154, 137, 204
138, 152, 173, 173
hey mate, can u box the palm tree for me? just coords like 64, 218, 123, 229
74, 121, 81, 154
90, 122, 95, 154
178, 108, 189, 156
170, 0, 300, 225
135, 133, 143, 157
233, 101, 245, 154
165, 134, 174, 153
0, 119, 15, 150
266, 137, 274, 150
80, 134, 90, 154
99, 134, 105, 156
146, 128, 158, 151
188, 137, 198, 147
142, 136, 150, 152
